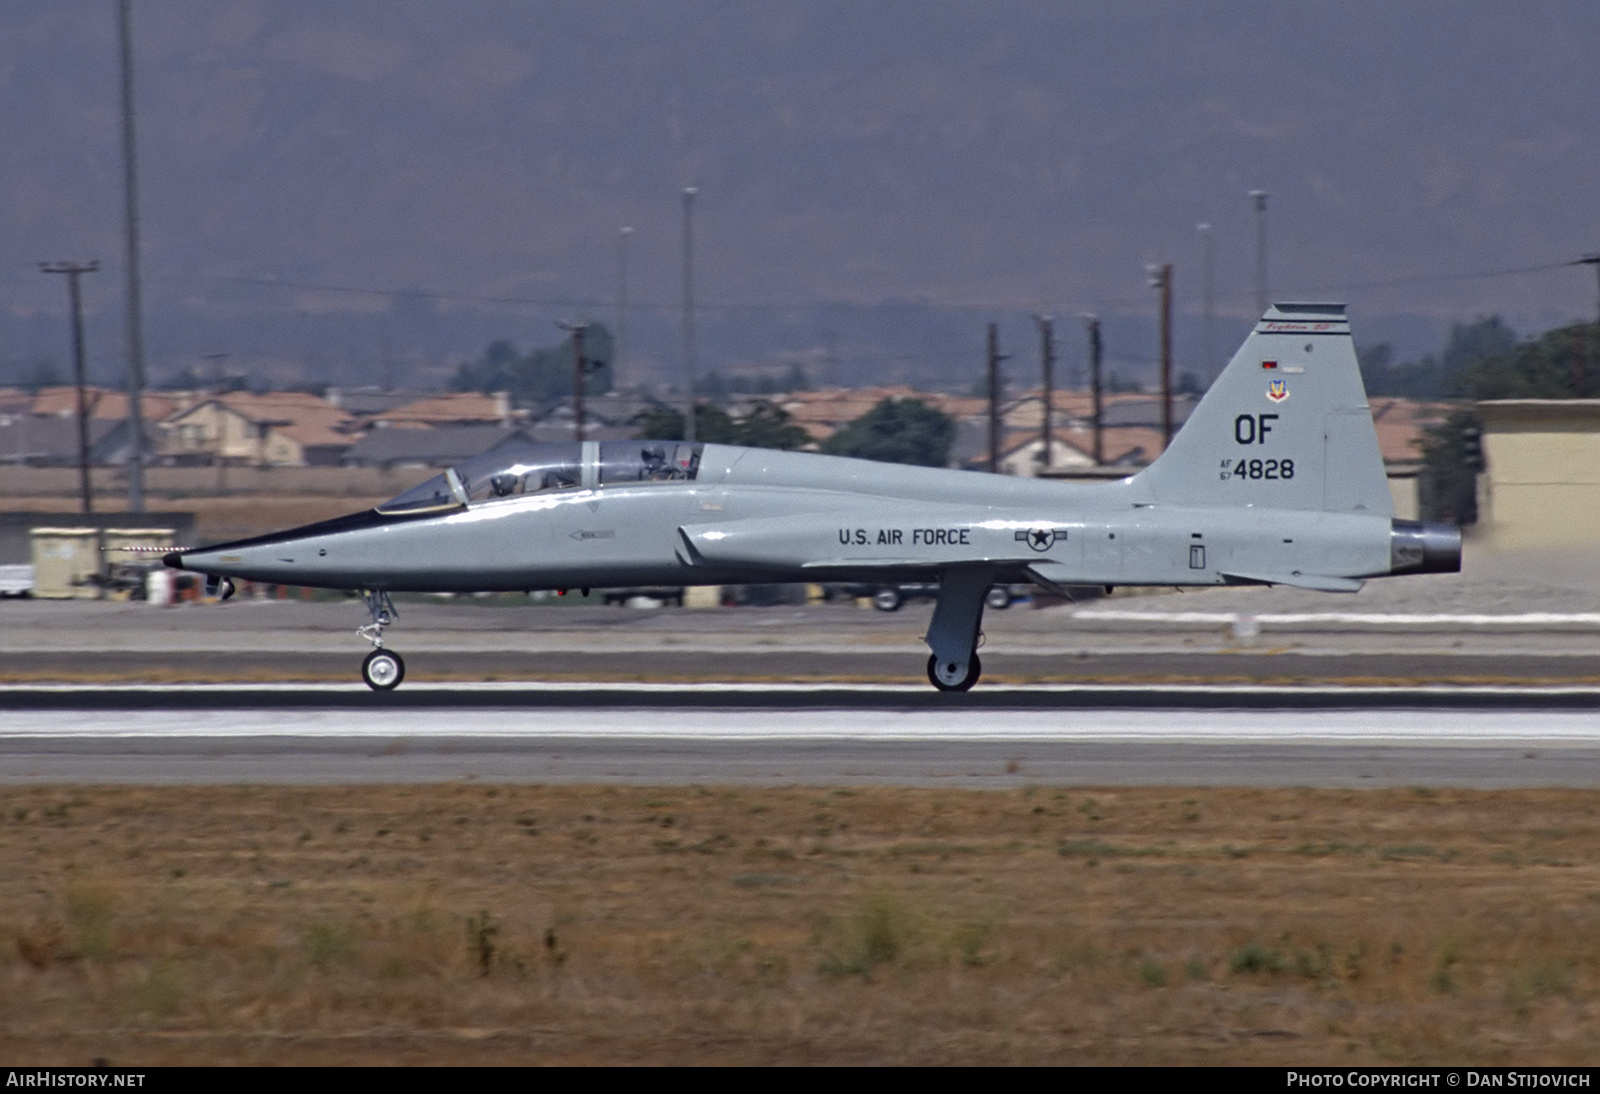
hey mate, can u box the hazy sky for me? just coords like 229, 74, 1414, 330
4, 1, 1599, 378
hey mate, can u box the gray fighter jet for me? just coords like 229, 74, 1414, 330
166, 303, 1460, 691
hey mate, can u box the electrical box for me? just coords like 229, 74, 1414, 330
30, 527, 102, 599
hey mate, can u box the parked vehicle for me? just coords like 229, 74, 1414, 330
0, 564, 33, 597
833, 581, 1025, 612
599, 586, 686, 607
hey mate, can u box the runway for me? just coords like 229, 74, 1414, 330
2, 681, 1599, 787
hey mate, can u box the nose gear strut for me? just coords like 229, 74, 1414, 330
357, 590, 405, 691
358, 590, 397, 649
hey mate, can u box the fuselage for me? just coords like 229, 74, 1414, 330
166, 441, 1452, 594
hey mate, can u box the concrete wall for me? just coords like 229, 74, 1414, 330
0, 465, 427, 500
1388, 471, 1419, 521
1477, 400, 1600, 551
0, 511, 196, 566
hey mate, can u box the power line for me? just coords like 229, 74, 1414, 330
170, 255, 1589, 322
1300, 260, 1575, 295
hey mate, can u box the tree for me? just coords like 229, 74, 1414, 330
819, 397, 954, 467
731, 401, 811, 449
1442, 316, 1519, 374
1418, 409, 1483, 525
1359, 317, 1520, 398
18, 358, 60, 394
1359, 341, 1442, 397
1452, 321, 1598, 400
453, 326, 615, 406
632, 400, 810, 450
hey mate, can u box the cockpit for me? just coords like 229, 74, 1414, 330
376, 440, 705, 515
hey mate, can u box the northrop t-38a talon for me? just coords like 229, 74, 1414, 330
166, 304, 1460, 692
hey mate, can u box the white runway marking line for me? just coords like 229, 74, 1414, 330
5, 680, 1600, 697
1074, 609, 1600, 627
2, 706, 1599, 745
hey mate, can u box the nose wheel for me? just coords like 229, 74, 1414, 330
362, 648, 405, 691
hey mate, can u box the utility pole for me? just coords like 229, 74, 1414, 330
1249, 189, 1269, 317
1574, 254, 1600, 398
39, 261, 99, 514
1032, 314, 1054, 475
559, 322, 590, 442
986, 323, 1006, 473
1148, 263, 1174, 449
202, 351, 228, 392
1582, 253, 1600, 326
203, 352, 229, 495
616, 226, 633, 385
681, 187, 698, 443
118, 0, 147, 512
1083, 314, 1104, 465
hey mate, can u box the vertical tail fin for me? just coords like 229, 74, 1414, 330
1137, 303, 1392, 516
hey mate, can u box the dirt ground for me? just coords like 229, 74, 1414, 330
2, 783, 1598, 1065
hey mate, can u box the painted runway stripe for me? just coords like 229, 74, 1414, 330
4, 681, 1600, 697
2, 706, 1598, 744
1074, 610, 1600, 626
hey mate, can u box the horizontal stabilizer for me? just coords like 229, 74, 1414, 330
1025, 561, 1079, 594
1222, 571, 1365, 593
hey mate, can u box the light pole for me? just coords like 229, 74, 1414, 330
1198, 222, 1215, 379
1249, 189, 1269, 316
118, 0, 147, 512
681, 187, 698, 443
39, 260, 99, 515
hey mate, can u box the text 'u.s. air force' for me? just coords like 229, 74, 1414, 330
838, 528, 971, 546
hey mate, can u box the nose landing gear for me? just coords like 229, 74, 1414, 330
927, 652, 981, 692
358, 590, 405, 691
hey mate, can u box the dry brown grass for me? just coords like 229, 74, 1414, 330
3, 784, 1600, 1065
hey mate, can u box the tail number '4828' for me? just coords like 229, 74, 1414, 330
1220, 458, 1294, 481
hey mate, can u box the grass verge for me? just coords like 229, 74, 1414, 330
3, 784, 1599, 1064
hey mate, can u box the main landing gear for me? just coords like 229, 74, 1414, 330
358, 590, 405, 691
923, 567, 993, 692
927, 652, 981, 692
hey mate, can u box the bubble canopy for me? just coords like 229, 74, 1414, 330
376, 441, 705, 514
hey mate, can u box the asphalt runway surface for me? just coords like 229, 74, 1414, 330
3, 681, 1599, 788
6, 554, 1600, 787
